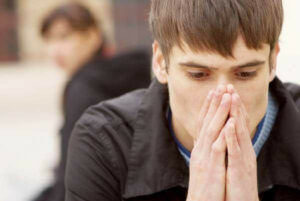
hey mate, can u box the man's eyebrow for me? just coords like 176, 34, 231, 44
232, 60, 266, 69
178, 60, 266, 70
178, 61, 217, 70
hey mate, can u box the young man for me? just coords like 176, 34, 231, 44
32, 3, 151, 201
65, 0, 300, 200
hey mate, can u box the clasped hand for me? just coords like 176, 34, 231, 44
187, 85, 259, 201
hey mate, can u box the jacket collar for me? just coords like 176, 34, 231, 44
123, 79, 189, 198
257, 77, 300, 193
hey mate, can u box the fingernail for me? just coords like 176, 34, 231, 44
227, 84, 234, 93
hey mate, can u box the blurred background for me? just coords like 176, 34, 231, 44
0, 0, 299, 201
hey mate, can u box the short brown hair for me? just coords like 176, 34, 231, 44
41, 3, 99, 37
149, 0, 283, 62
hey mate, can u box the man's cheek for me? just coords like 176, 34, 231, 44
242, 94, 267, 133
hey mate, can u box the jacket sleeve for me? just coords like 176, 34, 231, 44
65, 120, 121, 201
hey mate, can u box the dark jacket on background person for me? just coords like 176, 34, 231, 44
32, 48, 151, 201
65, 77, 300, 201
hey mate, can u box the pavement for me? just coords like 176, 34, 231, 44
0, 62, 66, 201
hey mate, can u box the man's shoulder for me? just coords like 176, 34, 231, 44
283, 82, 300, 109
75, 88, 147, 137
283, 82, 300, 99
66, 89, 150, 200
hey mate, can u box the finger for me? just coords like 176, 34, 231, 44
227, 84, 235, 94
196, 90, 214, 136
227, 85, 247, 132
198, 90, 214, 122
231, 93, 252, 150
230, 92, 240, 118
203, 93, 231, 147
225, 118, 241, 166
233, 92, 250, 127
234, 97, 257, 161
228, 86, 248, 126
202, 85, 226, 130
210, 93, 231, 129
197, 85, 225, 148
200, 93, 231, 156
194, 90, 214, 145
211, 129, 227, 167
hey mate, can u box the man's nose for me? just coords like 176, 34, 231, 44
217, 76, 230, 86
216, 77, 234, 93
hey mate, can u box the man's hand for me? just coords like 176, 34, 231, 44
225, 88, 259, 201
187, 85, 231, 201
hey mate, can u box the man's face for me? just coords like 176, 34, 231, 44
44, 19, 97, 74
153, 37, 278, 142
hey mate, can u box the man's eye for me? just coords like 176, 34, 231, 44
236, 71, 257, 79
188, 72, 209, 79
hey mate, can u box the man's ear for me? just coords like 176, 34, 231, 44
269, 44, 280, 82
152, 41, 168, 84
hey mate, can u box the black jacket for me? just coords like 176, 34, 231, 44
65, 77, 300, 201
32, 48, 151, 201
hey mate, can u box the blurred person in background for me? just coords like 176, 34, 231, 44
32, 3, 151, 201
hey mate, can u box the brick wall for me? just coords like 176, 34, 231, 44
113, 0, 152, 54
0, 0, 19, 62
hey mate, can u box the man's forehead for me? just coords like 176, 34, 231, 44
169, 37, 271, 68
